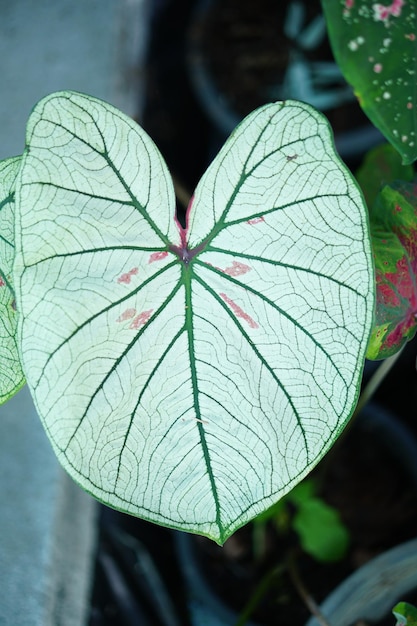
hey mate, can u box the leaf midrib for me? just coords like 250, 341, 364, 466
183, 264, 225, 540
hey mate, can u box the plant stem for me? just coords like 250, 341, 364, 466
287, 551, 332, 626
172, 176, 191, 209
233, 564, 285, 626
353, 348, 404, 419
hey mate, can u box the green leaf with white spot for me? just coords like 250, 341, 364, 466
322, 0, 417, 164
0, 156, 25, 404
14, 91, 374, 543
393, 602, 417, 626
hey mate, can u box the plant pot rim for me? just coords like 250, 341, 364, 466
187, 0, 383, 160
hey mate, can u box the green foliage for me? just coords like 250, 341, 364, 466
356, 142, 415, 209
322, 0, 417, 164
367, 180, 417, 359
290, 481, 349, 562
393, 602, 417, 626
254, 479, 350, 563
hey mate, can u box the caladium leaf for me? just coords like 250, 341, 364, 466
14, 91, 373, 543
367, 180, 417, 360
321, 0, 417, 164
0, 156, 25, 404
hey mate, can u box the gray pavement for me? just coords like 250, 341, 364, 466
0, 2, 148, 624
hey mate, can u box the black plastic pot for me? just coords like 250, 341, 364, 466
89, 508, 191, 626
187, 0, 383, 165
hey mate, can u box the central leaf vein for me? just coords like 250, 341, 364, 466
185, 266, 225, 538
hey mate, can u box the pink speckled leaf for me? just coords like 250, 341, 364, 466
13, 92, 373, 543
367, 180, 417, 359
322, 0, 417, 164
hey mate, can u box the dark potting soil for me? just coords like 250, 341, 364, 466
192, 414, 417, 625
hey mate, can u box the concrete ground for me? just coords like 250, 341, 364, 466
0, 2, 148, 624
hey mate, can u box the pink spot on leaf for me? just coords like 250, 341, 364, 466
174, 195, 194, 251
343, 0, 354, 14
247, 216, 265, 226
373, 63, 383, 73
116, 308, 137, 323
384, 312, 417, 352
405, 33, 416, 40
0, 277, 5, 287
219, 292, 259, 329
223, 261, 251, 277
377, 276, 401, 308
148, 251, 168, 264
389, 257, 416, 305
129, 309, 154, 330
391, 0, 404, 15
117, 267, 139, 284
373, 0, 404, 22
205, 260, 251, 276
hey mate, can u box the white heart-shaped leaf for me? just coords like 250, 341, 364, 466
0, 156, 25, 404
14, 92, 374, 543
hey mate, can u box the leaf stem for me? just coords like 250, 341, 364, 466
287, 550, 332, 626
353, 348, 404, 419
172, 175, 191, 209
233, 564, 286, 626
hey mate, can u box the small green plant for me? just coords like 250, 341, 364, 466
253, 477, 349, 564
393, 602, 417, 626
